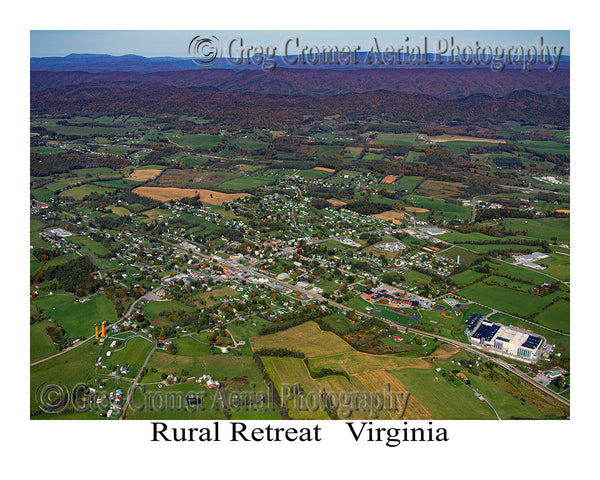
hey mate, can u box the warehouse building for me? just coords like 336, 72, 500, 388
466, 316, 544, 364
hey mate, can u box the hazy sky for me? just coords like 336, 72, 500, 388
30, 30, 570, 57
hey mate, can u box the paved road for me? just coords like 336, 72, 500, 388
120, 344, 157, 419
30, 334, 96, 367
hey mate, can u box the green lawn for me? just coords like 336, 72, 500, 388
437, 246, 481, 267
69, 236, 112, 256
102, 336, 154, 370
173, 334, 212, 357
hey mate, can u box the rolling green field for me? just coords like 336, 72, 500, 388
373, 133, 424, 146
31, 293, 118, 338
172, 334, 212, 357
449, 269, 485, 287
516, 140, 570, 155
533, 299, 570, 333
459, 282, 560, 317
141, 299, 195, 321
30, 339, 102, 415
537, 253, 570, 281
59, 184, 117, 201
502, 217, 570, 243
391, 368, 496, 419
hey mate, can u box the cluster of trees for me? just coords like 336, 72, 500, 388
259, 303, 333, 335
31, 255, 102, 296
120, 191, 161, 210
254, 347, 305, 358
475, 208, 535, 222
45, 325, 68, 350
343, 199, 390, 215
359, 232, 383, 245
31, 247, 61, 263
30, 305, 49, 324
30, 152, 129, 176
303, 358, 350, 380
162, 308, 213, 331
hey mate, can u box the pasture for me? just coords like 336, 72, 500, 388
502, 217, 570, 244
30, 321, 59, 362
59, 184, 116, 201
458, 283, 560, 317
31, 293, 118, 339
30, 339, 102, 414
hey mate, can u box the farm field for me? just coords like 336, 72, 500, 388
132, 186, 249, 204
532, 299, 570, 333
141, 299, 195, 321
458, 282, 560, 317
416, 180, 468, 199
402, 195, 472, 220
422, 134, 506, 143
391, 368, 496, 419
372, 133, 424, 146
437, 246, 481, 267
129, 168, 163, 181
174, 334, 212, 357
250, 321, 354, 358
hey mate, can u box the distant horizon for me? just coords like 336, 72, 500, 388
30, 51, 572, 59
